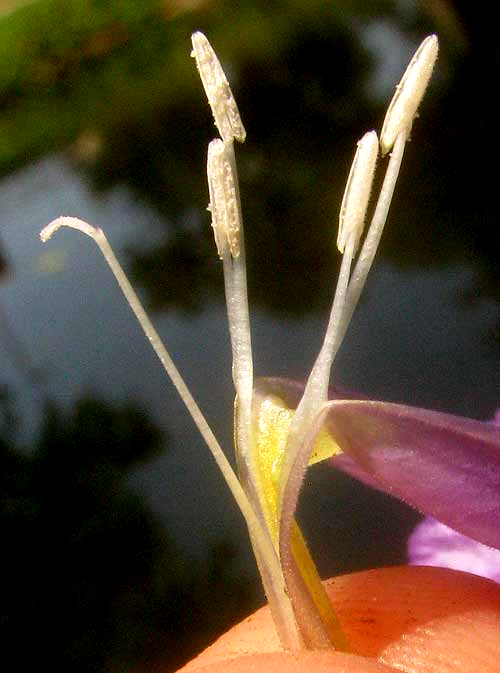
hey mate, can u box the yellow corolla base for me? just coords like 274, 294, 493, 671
252, 393, 347, 649
254, 393, 342, 540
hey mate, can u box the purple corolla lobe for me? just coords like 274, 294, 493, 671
408, 516, 500, 582
324, 399, 500, 551
256, 377, 500, 552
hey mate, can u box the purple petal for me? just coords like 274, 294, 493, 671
408, 516, 500, 582
323, 400, 500, 550
254, 379, 500, 551
330, 453, 383, 491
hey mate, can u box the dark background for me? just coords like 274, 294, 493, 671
0, 1, 498, 671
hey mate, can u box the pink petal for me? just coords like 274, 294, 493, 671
254, 379, 500, 551
324, 400, 500, 550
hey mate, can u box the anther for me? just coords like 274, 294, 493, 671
337, 130, 379, 254
380, 35, 438, 156
191, 32, 246, 144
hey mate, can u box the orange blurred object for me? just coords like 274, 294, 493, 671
176, 566, 500, 673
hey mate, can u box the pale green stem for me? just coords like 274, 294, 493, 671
222, 143, 254, 469
278, 230, 356, 502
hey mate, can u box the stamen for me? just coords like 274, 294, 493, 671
196, 34, 304, 649
279, 35, 439, 635
278, 130, 378, 497
337, 130, 378, 254
276, 129, 378, 468
191, 31, 246, 144
339, 130, 407, 338
207, 136, 251, 455
380, 34, 438, 156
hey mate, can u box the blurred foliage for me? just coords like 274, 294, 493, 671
2, 1, 498, 322
0, 0, 193, 172
0, 0, 390, 313
0, 0, 371, 172
0, 391, 254, 672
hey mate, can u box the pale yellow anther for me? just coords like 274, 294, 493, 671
207, 139, 227, 257
191, 31, 246, 144
337, 130, 379, 254
380, 34, 438, 156
207, 139, 241, 258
